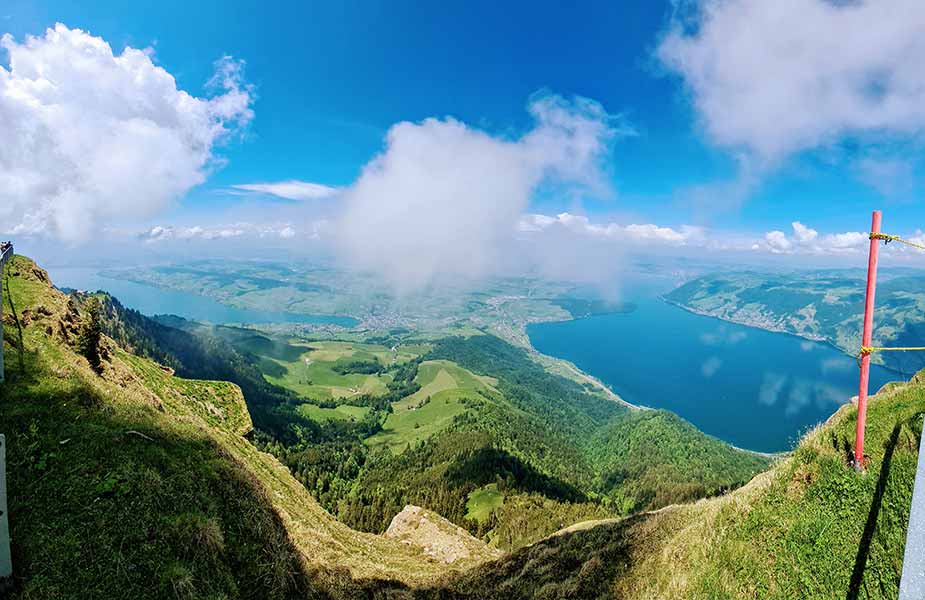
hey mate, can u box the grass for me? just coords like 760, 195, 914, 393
466, 483, 505, 523
297, 403, 370, 423
1, 255, 484, 598
261, 340, 425, 400
440, 371, 924, 599
366, 360, 497, 453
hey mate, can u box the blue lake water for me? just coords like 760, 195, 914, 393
528, 281, 895, 453
47, 267, 358, 327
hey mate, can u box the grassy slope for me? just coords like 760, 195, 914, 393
366, 360, 491, 453
442, 374, 924, 599
466, 484, 505, 522
0, 256, 493, 598
261, 340, 420, 401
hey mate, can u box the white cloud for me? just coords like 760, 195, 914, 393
0, 24, 253, 241
518, 212, 701, 245
791, 222, 818, 244
755, 222, 867, 255
658, 0, 925, 164
141, 225, 175, 243
764, 230, 792, 254
230, 180, 339, 201
335, 94, 623, 292
139, 222, 294, 242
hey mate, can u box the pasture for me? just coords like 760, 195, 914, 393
366, 360, 499, 453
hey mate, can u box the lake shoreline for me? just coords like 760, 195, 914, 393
661, 296, 911, 379
525, 298, 892, 454
48, 267, 359, 328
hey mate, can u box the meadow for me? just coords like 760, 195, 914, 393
260, 340, 424, 402
366, 359, 499, 452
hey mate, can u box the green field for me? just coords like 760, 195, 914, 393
297, 403, 371, 422
466, 483, 505, 523
366, 360, 498, 453
262, 340, 423, 400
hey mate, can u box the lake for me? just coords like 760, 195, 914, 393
528, 280, 895, 453
47, 267, 358, 327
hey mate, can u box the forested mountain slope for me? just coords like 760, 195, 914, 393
439, 371, 924, 599
77, 285, 769, 550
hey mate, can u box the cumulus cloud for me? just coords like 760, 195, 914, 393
763, 230, 793, 254
335, 94, 624, 292
518, 212, 702, 245
0, 24, 254, 241
230, 180, 339, 201
139, 222, 296, 242
791, 222, 818, 244
658, 0, 925, 165
756, 222, 868, 255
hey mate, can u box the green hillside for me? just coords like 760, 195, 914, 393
440, 373, 924, 599
666, 270, 925, 373
0, 256, 490, 598
77, 282, 769, 552
3, 254, 920, 598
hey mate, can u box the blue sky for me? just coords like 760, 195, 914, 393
3, 0, 925, 279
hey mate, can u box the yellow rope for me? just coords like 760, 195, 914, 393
855, 232, 925, 362
856, 345, 925, 367
861, 346, 925, 354
870, 232, 925, 251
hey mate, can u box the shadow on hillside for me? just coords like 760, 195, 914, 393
3, 272, 27, 379
443, 445, 586, 503
846, 423, 901, 600
0, 349, 418, 599
422, 514, 645, 599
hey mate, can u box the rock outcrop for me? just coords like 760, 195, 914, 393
385, 505, 503, 565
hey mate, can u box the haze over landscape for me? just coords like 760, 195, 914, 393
2, 1, 925, 599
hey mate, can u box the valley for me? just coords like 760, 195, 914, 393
50, 259, 772, 545
2, 254, 920, 599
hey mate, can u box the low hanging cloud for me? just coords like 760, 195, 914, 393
658, 0, 925, 165
0, 23, 254, 241
230, 180, 339, 201
335, 94, 625, 292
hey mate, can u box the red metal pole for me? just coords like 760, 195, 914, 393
855, 210, 882, 469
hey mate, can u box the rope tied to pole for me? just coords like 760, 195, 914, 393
855, 228, 925, 367
856, 344, 925, 368
870, 231, 925, 251
861, 346, 925, 354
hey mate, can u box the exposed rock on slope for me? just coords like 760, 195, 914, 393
386, 505, 504, 565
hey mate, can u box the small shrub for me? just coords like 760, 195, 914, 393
77, 297, 103, 373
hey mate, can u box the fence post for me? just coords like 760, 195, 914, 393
0, 247, 5, 383
0, 434, 10, 582
854, 210, 882, 470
